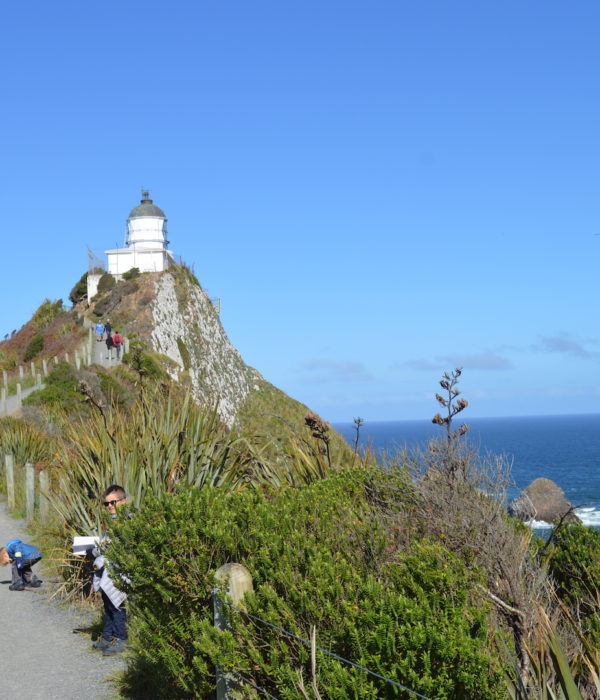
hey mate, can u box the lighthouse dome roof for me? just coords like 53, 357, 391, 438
128, 191, 166, 219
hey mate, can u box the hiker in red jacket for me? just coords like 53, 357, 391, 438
112, 331, 124, 360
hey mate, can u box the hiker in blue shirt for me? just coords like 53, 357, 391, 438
95, 322, 105, 342
0, 539, 42, 591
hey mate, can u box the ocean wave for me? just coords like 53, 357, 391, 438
526, 507, 600, 529
575, 506, 600, 527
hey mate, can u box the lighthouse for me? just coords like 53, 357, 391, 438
105, 191, 175, 276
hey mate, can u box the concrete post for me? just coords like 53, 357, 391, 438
39, 471, 49, 523
25, 463, 35, 520
53, 356, 59, 365
19, 365, 24, 379
76, 356, 81, 370
36, 372, 42, 387
3, 369, 7, 388
5, 453, 15, 510
65, 352, 69, 364
214, 564, 254, 700
42, 358, 48, 376
124, 337, 130, 354
0, 387, 6, 417
16, 383, 22, 410
30, 361, 35, 377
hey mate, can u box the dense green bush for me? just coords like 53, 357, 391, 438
109, 471, 504, 699
69, 272, 88, 305
547, 524, 600, 646
23, 334, 44, 362
97, 273, 116, 294
122, 267, 141, 280
23, 361, 84, 413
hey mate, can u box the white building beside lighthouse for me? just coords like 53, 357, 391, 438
106, 191, 175, 276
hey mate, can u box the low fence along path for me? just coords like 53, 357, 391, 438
0, 501, 123, 699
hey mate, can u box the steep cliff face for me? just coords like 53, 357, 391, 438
84, 267, 312, 433
149, 271, 260, 426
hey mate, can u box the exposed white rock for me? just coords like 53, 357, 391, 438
150, 272, 259, 426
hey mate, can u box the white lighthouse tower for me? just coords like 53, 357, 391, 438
105, 190, 175, 277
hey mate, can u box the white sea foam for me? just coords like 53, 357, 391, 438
575, 507, 600, 527
526, 508, 600, 529
525, 519, 552, 529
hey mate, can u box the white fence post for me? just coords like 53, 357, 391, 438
5, 453, 15, 510
25, 463, 35, 520
39, 471, 49, 522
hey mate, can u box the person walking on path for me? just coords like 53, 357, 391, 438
92, 484, 129, 656
95, 321, 105, 342
105, 332, 114, 361
104, 319, 112, 336
112, 331, 123, 360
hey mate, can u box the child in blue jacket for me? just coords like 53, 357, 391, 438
0, 539, 42, 591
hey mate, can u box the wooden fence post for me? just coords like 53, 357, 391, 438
5, 453, 15, 510
214, 563, 254, 700
39, 471, 49, 522
25, 463, 35, 520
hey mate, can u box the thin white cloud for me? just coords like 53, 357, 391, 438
401, 352, 512, 371
300, 358, 373, 382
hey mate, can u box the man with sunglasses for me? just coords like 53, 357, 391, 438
91, 484, 129, 656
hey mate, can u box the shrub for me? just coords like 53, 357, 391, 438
97, 273, 116, 294
547, 524, 600, 647
31, 299, 63, 329
23, 362, 85, 414
109, 472, 504, 699
23, 334, 44, 362
69, 272, 88, 305
0, 349, 18, 371
122, 267, 141, 280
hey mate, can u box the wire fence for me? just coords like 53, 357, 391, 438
225, 603, 432, 700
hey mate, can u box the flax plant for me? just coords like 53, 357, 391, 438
46, 387, 246, 536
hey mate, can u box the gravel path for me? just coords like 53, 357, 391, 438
1, 384, 43, 417
0, 502, 124, 699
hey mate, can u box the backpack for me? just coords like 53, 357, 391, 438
113, 333, 123, 346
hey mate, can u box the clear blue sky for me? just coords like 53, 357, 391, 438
1, 1, 598, 422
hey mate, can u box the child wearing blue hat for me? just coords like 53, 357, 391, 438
0, 539, 43, 590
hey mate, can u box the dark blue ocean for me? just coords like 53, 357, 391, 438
333, 414, 600, 528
